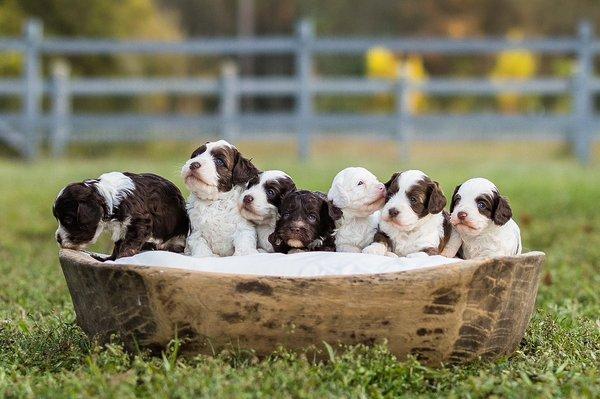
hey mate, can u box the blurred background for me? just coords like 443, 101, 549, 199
0, 3, 599, 396
1, 0, 600, 162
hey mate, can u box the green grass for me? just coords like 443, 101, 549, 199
0, 139, 599, 398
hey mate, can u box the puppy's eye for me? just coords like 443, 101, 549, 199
357, 181, 364, 186
409, 196, 417, 204
214, 158, 225, 167
266, 189, 275, 198
63, 216, 74, 225
307, 214, 317, 223
282, 212, 291, 219
477, 201, 486, 210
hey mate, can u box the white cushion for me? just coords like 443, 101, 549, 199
109, 251, 461, 278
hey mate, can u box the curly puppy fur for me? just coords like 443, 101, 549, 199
268, 190, 341, 254
363, 170, 452, 258
327, 167, 386, 253
182, 140, 260, 257
239, 170, 297, 252
447, 177, 521, 259
53, 172, 189, 260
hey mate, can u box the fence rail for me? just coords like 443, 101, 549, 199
0, 19, 599, 162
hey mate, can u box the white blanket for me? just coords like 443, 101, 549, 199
109, 251, 461, 278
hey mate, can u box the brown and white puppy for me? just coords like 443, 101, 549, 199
53, 172, 189, 260
182, 140, 260, 257
239, 170, 296, 252
362, 170, 451, 257
446, 177, 521, 259
268, 190, 341, 254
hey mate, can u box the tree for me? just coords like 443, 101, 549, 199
0, 0, 182, 76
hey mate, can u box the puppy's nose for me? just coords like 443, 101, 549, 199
458, 211, 468, 220
243, 195, 254, 204
377, 183, 385, 192
388, 208, 399, 218
290, 226, 301, 233
189, 162, 201, 170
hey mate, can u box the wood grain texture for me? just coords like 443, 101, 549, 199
59, 250, 544, 366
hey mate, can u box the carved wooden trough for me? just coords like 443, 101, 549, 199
59, 249, 544, 366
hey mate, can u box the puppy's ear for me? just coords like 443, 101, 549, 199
384, 172, 400, 190
449, 184, 461, 213
317, 192, 342, 222
427, 181, 446, 214
327, 182, 349, 209
328, 201, 343, 221
77, 202, 102, 224
268, 231, 282, 247
492, 192, 512, 226
232, 153, 259, 185
281, 178, 297, 198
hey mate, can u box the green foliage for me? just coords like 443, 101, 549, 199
0, 141, 599, 397
0, 0, 182, 78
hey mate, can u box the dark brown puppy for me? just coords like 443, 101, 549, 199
53, 172, 189, 261
268, 190, 342, 254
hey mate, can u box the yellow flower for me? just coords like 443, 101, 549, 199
404, 56, 427, 113
365, 48, 429, 114
491, 30, 539, 113
366, 47, 399, 79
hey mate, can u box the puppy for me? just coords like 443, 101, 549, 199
239, 170, 297, 252
447, 177, 521, 259
327, 167, 386, 252
362, 170, 451, 257
182, 140, 260, 257
268, 190, 341, 254
53, 172, 189, 260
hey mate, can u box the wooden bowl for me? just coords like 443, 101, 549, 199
59, 249, 544, 365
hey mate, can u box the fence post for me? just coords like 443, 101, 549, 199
395, 65, 413, 161
220, 62, 239, 142
295, 20, 314, 161
51, 60, 71, 157
22, 19, 43, 160
572, 21, 594, 165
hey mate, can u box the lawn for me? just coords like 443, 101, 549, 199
0, 139, 598, 398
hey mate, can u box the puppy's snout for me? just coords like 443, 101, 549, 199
377, 183, 385, 192
290, 226, 302, 233
243, 195, 254, 204
189, 162, 201, 170
457, 211, 468, 220
388, 207, 399, 218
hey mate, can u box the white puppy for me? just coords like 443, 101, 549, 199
182, 140, 260, 257
239, 170, 296, 252
446, 177, 521, 259
327, 167, 386, 252
363, 170, 452, 257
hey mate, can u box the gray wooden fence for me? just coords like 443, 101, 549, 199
0, 19, 599, 162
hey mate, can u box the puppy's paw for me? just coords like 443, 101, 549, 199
90, 253, 111, 262
362, 243, 387, 256
287, 249, 305, 254
406, 251, 429, 259
118, 248, 139, 259
385, 251, 399, 258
